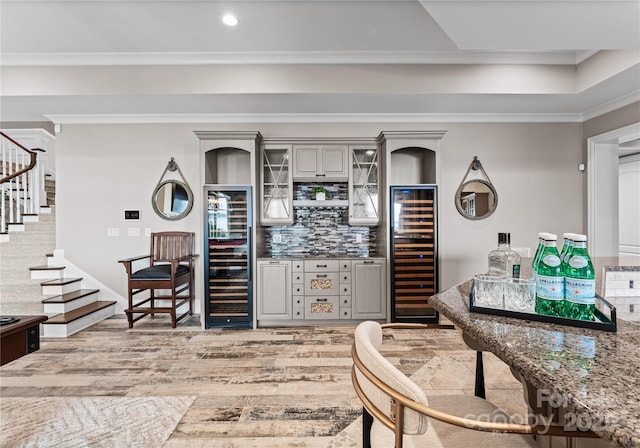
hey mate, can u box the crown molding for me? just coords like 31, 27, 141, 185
3, 50, 585, 67
581, 90, 640, 122
44, 112, 584, 125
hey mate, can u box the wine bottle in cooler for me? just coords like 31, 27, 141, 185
562, 234, 595, 321
535, 234, 565, 316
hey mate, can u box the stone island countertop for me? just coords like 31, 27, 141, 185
431, 280, 640, 448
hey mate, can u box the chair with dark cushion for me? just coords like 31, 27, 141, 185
119, 231, 195, 328
352, 321, 598, 448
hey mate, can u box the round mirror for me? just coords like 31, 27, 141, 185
152, 180, 193, 220
455, 179, 498, 220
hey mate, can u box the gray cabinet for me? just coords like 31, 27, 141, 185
256, 260, 292, 320
261, 144, 293, 225
349, 145, 379, 225
292, 145, 349, 181
352, 259, 387, 319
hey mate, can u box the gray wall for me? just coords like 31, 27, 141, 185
52, 121, 584, 312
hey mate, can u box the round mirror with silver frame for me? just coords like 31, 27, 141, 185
152, 179, 194, 221
455, 179, 498, 220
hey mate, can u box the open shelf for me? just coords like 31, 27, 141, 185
292, 199, 348, 209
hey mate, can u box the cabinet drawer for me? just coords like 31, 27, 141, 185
293, 284, 304, 295
304, 260, 339, 272
293, 308, 305, 320
340, 260, 352, 271
339, 284, 351, 295
304, 272, 340, 295
293, 296, 304, 308
292, 272, 304, 283
292, 261, 304, 272
340, 296, 352, 307
340, 308, 352, 319
340, 272, 351, 283
305, 296, 340, 320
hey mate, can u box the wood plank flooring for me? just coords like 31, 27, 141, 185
0, 315, 527, 447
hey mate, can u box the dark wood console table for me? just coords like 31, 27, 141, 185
1, 315, 48, 366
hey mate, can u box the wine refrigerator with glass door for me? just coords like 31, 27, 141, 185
390, 186, 439, 323
205, 186, 252, 329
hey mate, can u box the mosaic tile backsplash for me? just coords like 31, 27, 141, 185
264, 183, 377, 257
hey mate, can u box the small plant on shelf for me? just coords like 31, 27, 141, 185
313, 186, 327, 200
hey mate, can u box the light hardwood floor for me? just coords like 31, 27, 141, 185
0, 315, 527, 447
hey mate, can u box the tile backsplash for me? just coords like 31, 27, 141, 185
604, 268, 640, 322
264, 182, 377, 257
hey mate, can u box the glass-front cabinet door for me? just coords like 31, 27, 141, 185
261, 144, 293, 225
349, 146, 379, 225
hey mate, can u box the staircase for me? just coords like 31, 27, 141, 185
1, 131, 117, 337
30, 261, 117, 338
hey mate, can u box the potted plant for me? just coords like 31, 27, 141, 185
313, 186, 327, 200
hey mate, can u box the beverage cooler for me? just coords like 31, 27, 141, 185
390, 186, 439, 323
204, 186, 252, 329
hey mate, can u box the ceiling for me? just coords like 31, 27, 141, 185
0, 0, 639, 124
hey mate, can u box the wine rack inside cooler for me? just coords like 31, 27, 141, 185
391, 186, 438, 323
206, 187, 252, 329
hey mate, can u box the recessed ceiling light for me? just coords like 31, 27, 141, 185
222, 14, 238, 27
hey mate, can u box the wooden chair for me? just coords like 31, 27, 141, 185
119, 231, 195, 328
352, 321, 598, 448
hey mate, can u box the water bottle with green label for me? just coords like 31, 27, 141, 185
562, 234, 595, 321
559, 233, 574, 266
535, 234, 565, 316
531, 232, 548, 283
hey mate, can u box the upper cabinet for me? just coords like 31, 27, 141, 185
349, 146, 379, 225
261, 144, 294, 225
292, 145, 349, 181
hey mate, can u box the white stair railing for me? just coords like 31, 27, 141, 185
1, 132, 40, 233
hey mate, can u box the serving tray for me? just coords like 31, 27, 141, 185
469, 281, 617, 333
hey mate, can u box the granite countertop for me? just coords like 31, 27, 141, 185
430, 280, 640, 448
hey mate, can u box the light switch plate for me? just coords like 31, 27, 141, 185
145, 228, 152, 237
128, 227, 140, 237
107, 228, 119, 237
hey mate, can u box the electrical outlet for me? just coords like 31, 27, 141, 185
107, 227, 119, 237
145, 228, 152, 237
128, 227, 140, 237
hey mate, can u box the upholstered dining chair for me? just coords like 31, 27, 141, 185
119, 231, 196, 328
351, 321, 598, 448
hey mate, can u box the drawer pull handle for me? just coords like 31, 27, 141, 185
316, 298, 328, 302
316, 264, 327, 268
316, 274, 327, 278
364, 260, 374, 264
